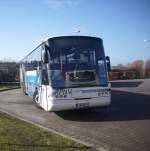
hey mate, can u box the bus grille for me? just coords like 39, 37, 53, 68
69, 71, 95, 82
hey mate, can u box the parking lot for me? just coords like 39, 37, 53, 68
0, 80, 150, 151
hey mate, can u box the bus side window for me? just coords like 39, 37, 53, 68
41, 69, 49, 85
106, 56, 111, 72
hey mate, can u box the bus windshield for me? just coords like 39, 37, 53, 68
61, 48, 96, 68
48, 36, 108, 88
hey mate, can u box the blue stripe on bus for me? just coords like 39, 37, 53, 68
25, 75, 38, 96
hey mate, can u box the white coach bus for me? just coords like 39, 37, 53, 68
20, 36, 111, 111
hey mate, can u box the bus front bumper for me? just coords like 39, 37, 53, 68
47, 96, 111, 111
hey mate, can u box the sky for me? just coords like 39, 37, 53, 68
0, 0, 150, 65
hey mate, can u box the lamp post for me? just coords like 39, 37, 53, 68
143, 39, 150, 78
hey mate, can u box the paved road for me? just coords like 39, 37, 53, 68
111, 79, 150, 94
0, 85, 150, 151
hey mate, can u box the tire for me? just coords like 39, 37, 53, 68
22, 83, 28, 95
33, 90, 41, 109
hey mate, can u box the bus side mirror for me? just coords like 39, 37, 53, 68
43, 50, 49, 64
106, 56, 111, 72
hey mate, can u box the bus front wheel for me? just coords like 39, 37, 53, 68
33, 90, 41, 108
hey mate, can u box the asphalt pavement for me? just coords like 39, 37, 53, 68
0, 80, 150, 151
111, 79, 150, 94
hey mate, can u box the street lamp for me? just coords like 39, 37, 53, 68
143, 39, 150, 78
144, 39, 149, 42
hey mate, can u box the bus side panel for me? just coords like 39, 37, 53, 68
39, 85, 49, 111
25, 70, 38, 96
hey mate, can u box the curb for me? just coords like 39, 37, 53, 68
112, 88, 150, 95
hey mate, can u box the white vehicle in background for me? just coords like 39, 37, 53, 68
20, 36, 111, 111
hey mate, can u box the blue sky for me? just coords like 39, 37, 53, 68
0, 0, 149, 65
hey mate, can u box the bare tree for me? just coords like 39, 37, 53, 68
145, 59, 150, 70
129, 60, 144, 78
0, 61, 19, 82
110, 60, 145, 80
145, 59, 150, 78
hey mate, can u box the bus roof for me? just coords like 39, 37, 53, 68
20, 35, 103, 62
47, 35, 102, 41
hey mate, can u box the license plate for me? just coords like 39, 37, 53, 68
98, 89, 110, 97
76, 103, 90, 109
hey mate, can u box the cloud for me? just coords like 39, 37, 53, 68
44, 0, 81, 9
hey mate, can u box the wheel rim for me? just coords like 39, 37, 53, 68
34, 95, 40, 104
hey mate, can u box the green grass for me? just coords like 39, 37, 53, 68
0, 112, 96, 151
0, 82, 20, 91
0, 86, 18, 91
0, 86, 8, 91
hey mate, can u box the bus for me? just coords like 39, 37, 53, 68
20, 36, 111, 111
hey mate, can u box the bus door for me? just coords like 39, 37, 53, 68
40, 65, 49, 111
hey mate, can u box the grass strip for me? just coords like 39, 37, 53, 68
0, 83, 20, 91
0, 112, 96, 151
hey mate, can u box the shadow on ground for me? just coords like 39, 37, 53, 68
111, 81, 143, 88
55, 90, 150, 122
